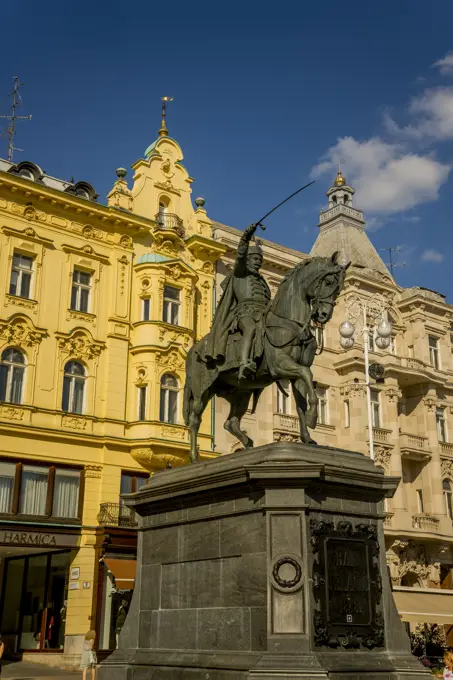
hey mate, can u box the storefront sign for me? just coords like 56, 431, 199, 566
0, 529, 79, 548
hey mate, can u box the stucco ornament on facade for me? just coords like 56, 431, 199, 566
385, 387, 402, 403
340, 382, 367, 398
374, 447, 392, 472
84, 465, 103, 478
0, 315, 45, 347
386, 540, 437, 586
441, 457, 453, 480
0, 405, 25, 421
57, 329, 104, 359
62, 415, 88, 431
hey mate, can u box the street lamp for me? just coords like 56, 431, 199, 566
339, 294, 392, 461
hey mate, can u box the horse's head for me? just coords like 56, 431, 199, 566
307, 252, 350, 324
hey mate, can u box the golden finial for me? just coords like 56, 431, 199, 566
334, 163, 346, 186
158, 96, 174, 137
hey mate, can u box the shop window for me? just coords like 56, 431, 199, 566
0, 459, 82, 519
443, 479, 453, 520
429, 336, 440, 370
370, 389, 381, 428
316, 386, 328, 425
9, 252, 33, 299
159, 373, 179, 424
137, 385, 147, 420
71, 269, 92, 313
62, 361, 86, 414
163, 285, 180, 325
436, 407, 447, 443
0, 551, 71, 651
0, 461, 16, 513
142, 297, 150, 321
0, 348, 25, 404
276, 381, 290, 414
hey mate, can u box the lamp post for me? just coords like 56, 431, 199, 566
339, 294, 392, 461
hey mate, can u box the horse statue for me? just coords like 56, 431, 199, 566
183, 226, 349, 463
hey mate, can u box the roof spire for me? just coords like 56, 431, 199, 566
158, 96, 174, 137
334, 163, 346, 186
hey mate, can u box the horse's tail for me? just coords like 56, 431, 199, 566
183, 345, 195, 426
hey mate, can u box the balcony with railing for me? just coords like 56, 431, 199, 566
366, 427, 392, 445
440, 441, 453, 456
98, 502, 138, 528
154, 212, 185, 236
400, 432, 431, 462
412, 514, 440, 532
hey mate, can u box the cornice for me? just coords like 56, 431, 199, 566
62, 242, 110, 264
2, 224, 54, 247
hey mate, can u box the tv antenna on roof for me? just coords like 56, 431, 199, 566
0, 77, 32, 162
380, 246, 406, 277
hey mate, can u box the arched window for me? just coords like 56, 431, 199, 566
62, 361, 86, 414
159, 373, 179, 424
0, 348, 25, 404
157, 196, 170, 228
443, 479, 453, 519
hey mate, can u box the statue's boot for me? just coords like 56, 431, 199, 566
238, 360, 256, 380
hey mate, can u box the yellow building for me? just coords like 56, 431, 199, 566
0, 115, 224, 667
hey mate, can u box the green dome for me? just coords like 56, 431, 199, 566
136, 253, 171, 265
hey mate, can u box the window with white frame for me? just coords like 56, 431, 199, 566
390, 335, 397, 354
429, 336, 440, 370
344, 400, 350, 428
62, 361, 86, 414
0, 461, 16, 513
142, 297, 150, 321
0, 348, 25, 404
163, 286, 181, 325
316, 386, 328, 425
9, 253, 33, 299
436, 407, 447, 442
370, 389, 381, 428
443, 479, 453, 520
71, 269, 91, 313
160, 373, 179, 424
138, 385, 147, 421
276, 382, 290, 414
368, 327, 375, 352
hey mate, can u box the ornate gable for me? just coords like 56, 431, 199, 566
56, 327, 105, 359
0, 314, 46, 347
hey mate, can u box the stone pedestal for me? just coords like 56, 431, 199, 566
98, 443, 430, 679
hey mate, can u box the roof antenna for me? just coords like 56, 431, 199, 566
0, 77, 32, 162
380, 246, 406, 277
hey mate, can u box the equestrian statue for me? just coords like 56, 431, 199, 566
183, 222, 349, 463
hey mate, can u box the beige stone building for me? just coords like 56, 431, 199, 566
213, 171, 453, 642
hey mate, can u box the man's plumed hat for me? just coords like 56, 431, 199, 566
247, 239, 263, 257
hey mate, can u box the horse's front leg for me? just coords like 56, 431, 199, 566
292, 378, 317, 445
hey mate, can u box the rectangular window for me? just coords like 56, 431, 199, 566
163, 286, 180, 325
316, 386, 328, 425
0, 461, 16, 513
370, 389, 381, 428
429, 336, 440, 370
344, 400, 350, 428
390, 336, 396, 354
276, 382, 290, 414
71, 269, 91, 313
9, 253, 33, 298
368, 328, 375, 352
19, 464, 49, 516
142, 298, 150, 321
436, 407, 447, 442
416, 489, 424, 514
138, 385, 147, 420
52, 469, 80, 518
120, 472, 148, 495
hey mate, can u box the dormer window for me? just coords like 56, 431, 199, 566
76, 187, 90, 199
18, 168, 34, 180
8, 161, 43, 183
64, 181, 98, 202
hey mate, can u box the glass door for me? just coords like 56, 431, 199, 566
20, 555, 48, 650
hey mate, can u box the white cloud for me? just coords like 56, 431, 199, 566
385, 86, 453, 141
434, 52, 453, 76
311, 136, 450, 215
421, 249, 444, 263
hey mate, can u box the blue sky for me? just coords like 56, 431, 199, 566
2, 1, 453, 299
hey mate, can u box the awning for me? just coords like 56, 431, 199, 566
104, 558, 136, 590
393, 590, 453, 624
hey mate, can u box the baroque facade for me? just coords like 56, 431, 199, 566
214, 171, 453, 641
0, 123, 224, 665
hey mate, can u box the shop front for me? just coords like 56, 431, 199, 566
0, 525, 80, 657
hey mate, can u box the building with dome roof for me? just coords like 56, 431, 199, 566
0, 113, 453, 671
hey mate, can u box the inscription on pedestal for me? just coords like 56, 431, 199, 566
311, 519, 384, 649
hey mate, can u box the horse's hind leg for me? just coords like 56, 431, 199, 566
188, 389, 211, 463
292, 378, 317, 445
224, 390, 254, 449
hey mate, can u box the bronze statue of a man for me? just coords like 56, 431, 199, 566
202, 223, 271, 379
